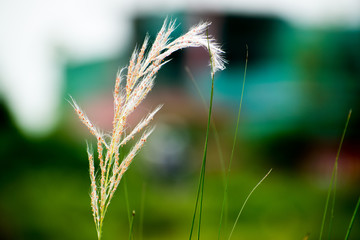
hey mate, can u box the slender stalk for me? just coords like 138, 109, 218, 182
197, 29, 217, 240
227, 169, 272, 240
218, 45, 248, 240
128, 210, 135, 240
185, 66, 226, 179
189, 161, 204, 239
123, 177, 131, 224
139, 183, 147, 240
98, 226, 102, 240
327, 162, 338, 240
186, 65, 229, 239
344, 197, 360, 240
189, 29, 216, 240
319, 109, 352, 240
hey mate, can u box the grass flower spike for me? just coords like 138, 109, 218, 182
70, 18, 226, 240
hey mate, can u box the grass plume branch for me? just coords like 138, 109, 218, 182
70, 18, 225, 240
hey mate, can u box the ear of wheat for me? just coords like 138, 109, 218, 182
70, 18, 225, 240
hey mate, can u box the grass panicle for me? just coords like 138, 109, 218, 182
70, 18, 225, 240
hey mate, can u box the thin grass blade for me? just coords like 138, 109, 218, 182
128, 210, 135, 240
139, 183, 147, 240
196, 29, 217, 240
123, 176, 131, 224
228, 169, 272, 240
344, 197, 360, 240
218, 45, 248, 240
319, 109, 352, 240
185, 66, 226, 178
188, 28, 217, 240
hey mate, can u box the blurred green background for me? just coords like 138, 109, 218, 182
1, 8, 360, 240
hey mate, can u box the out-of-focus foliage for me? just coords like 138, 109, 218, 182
0, 13, 359, 240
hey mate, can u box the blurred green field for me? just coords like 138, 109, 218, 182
0, 103, 359, 240
1, 14, 360, 240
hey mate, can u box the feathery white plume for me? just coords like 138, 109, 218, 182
70, 18, 226, 240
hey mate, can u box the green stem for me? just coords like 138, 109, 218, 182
319, 109, 352, 240
327, 161, 338, 240
188, 28, 216, 240
129, 210, 135, 240
186, 66, 229, 231
197, 29, 217, 240
189, 161, 205, 240
344, 197, 360, 240
185, 66, 226, 182
228, 169, 272, 240
218, 45, 248, 240
139, 183, 147, 240
98, 227, 102, 240
124, 176, 131, 224
197, 64, 214, 240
